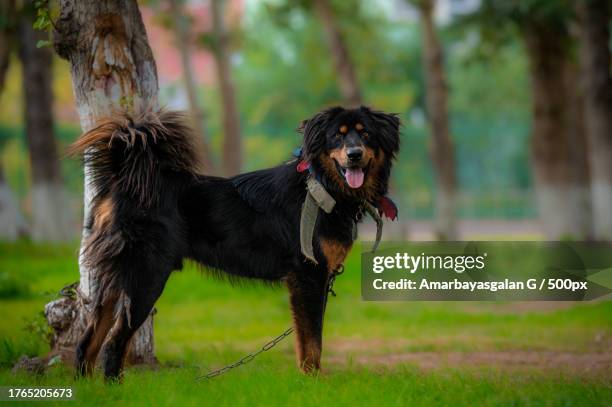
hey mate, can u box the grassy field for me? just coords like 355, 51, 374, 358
0, 242, 610, 406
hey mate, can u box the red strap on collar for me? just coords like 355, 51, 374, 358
297, 160, 310, 173
377, 196, 398, 220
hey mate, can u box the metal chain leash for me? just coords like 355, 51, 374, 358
196, 265, 344, 381
196, 326, 294, 380
326, 264, 344, 298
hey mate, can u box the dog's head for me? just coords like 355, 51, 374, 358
300, 106, 400, 201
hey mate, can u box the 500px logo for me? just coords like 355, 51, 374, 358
527, 278, 589, 291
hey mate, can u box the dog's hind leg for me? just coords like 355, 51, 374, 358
99, 266, 172, 382
286, 269, 329, 373
75, 293, 119, 377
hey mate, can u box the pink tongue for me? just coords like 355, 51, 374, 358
345, 168, 364, 188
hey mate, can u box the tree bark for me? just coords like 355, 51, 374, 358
168, 0, 216, 173
44, 0, 158, 366
418, 0, 457, 241
0, 0, 24, 241
0, 0, 15, 91
562, 56, 592, 238
577, 0, 612, 241
18, 3, 72, 242
312, 0, 362, 107
523, 23, 591, 239
0, 163, 24, 241
211, 0, 242, 176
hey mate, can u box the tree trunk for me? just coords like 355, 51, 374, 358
523, 24, 591, 239
0, 164, 24, 241
168, 0, 216, 173
563, 57, 592, 238
0, 0, 24, 241
211, 0, 242, 176
0, 0, 15, 91
44, 0, 158, 366
312, 0, 362, 107
18, 4, 72, 242
577, 0, 612, 241
418, 0, 457, 241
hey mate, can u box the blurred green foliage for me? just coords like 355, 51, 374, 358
0, 271, 30, 299
0, 1, 535, 219
219, 2, 533, 218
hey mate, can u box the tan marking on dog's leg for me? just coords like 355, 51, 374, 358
290, 309, 322, 373
82, 296, 118, 375
320, 239, 351, 272
286, 274, 325, 374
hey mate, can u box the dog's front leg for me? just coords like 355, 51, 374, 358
286, 269, 329, 373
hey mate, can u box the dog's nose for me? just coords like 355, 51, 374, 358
347, 147, 363, 162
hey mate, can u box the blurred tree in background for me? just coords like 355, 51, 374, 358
18, 0, 72, 242
414, 0, 457, 240
459, 0, 592, 239
166, 0, 217, 173
311, 0, 362, 106
210, 0, 243, 176
0, 0, 611, 243
0, 0, 24, 241
264, 0, 363, 107
576, 0, 612, 241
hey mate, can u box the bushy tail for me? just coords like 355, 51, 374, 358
69, 108, 202, 208
70, 109, 203, 326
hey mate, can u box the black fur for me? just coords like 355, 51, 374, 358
71, 106, 400, 380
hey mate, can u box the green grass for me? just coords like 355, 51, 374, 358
0, 241, 610, 406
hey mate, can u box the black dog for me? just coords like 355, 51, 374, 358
70, 106, 400, 380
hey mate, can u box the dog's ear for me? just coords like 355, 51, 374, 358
363, 107, 401, 158
300, 107, 343, 160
